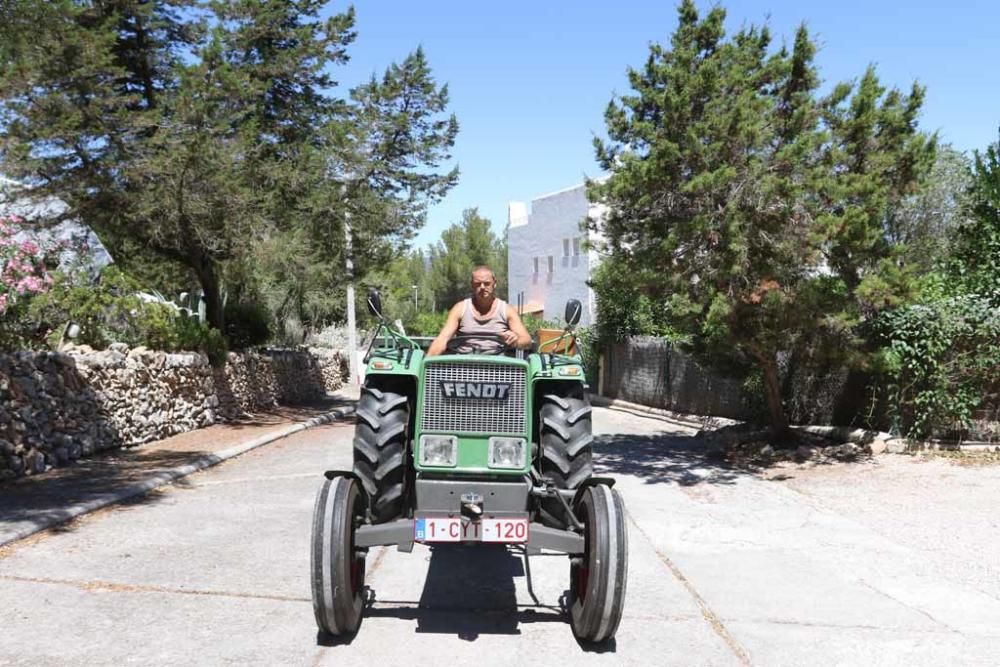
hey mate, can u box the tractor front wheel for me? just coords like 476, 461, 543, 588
569, 484, 628, 644
311, 476, 366, 637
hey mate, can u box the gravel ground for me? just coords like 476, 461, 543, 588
763, 453, 1000, 601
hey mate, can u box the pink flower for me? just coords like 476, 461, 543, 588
1, 215, 55, 305
16, 276, 43, 294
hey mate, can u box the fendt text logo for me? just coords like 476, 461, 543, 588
440, 381, 511, 400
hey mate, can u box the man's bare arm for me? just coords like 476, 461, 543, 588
426, 302, 464, 356
504, 306, 533, 350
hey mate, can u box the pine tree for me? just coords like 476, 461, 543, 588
429, 209, 506, 308
590, 1, 935, 436
120, 29, 259, 331
1, 2, 459, 335
298, 46, 460, 297
213, 0, 355, 146
0, 0, 209, 303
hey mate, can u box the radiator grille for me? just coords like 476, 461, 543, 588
422, 362, 527, 434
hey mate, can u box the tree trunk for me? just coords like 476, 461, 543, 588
750, 347, 792, 442
194, 259, 225, 333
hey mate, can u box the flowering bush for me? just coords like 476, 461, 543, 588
0, 215, 57, 316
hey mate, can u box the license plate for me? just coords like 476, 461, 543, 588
414, 517, 529, 543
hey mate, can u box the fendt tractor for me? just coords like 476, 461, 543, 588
310, 289, 627, 643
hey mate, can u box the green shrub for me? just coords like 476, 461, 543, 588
876, 294, 1000, 438
589, 258, 685, 347
22, 267, 230, 365
26, 267, 143, 348
200, 326, 229, 367
520, 314, 563, 338
224, 300, 272, 349
407, 310, 449, 336
132, 301, 185, 350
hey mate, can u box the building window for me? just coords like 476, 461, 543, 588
533, 257, 539, 274
563, 238, 570, 256
547, 255, 554, 273
572, 237, 581, 256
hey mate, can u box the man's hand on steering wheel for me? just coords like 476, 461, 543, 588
500, 329, 519, 347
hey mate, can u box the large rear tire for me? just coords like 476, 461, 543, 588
539, 384, 593, 528
569, 484, 628, 643
352, 383, 409, 523
311, 476, 366, 636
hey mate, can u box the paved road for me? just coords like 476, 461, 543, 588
1, 408, 997, 666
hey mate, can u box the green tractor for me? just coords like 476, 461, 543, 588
310, 289, 627, 643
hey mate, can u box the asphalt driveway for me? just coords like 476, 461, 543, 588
1, 407, 997, 666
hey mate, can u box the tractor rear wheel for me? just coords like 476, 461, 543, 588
352, 383, 409, 523
569, 484, 628, 643
539, 384, 594, 528
311, 476, 366, 636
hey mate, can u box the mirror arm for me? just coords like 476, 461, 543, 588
363, 321, 384, 364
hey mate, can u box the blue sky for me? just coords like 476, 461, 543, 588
329, 1, 1000, 250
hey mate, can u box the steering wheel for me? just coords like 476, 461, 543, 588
445, 333, 511, 355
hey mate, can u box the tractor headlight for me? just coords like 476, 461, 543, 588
419, 435, 458, 467
488, 437, 527, 469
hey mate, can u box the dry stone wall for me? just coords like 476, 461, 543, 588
214, 351, 279, 417
0, 345, 346, 481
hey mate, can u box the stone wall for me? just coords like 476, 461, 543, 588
214, 351, 279, 418
307, 348, 349, 394
0, 345, 346, 481
256, 347, 348, 405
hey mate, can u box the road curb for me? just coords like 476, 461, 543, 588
588, 394, 723, 431
0, 405, 356, 548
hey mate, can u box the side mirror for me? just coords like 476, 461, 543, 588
564, 299, 582, 327
366, 287, 384, 320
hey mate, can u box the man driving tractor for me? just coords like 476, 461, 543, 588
426, 265, 532, 356
312, 264, 627, 644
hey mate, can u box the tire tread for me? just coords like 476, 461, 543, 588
539, 383, 594, 528
351, 382, 410, 523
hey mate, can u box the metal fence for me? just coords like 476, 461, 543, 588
601, 337, 755, 420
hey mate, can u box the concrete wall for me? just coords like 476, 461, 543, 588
507, 184, 604, 326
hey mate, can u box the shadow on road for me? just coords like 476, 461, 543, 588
0, 393, 358, 543
215, 394, 357, 431
594, 431, 749, 486
0, 448, 206, 538
363, 545, 566, 641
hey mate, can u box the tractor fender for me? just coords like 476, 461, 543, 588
571, 476, 616, 507
322, 470, 370, 511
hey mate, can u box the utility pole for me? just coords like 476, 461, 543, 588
412, 284, 418, 311
344, 186, 359, 385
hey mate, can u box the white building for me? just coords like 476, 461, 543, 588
507, 183, 606, 326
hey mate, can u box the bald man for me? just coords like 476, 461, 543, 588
426, 265, 532, 356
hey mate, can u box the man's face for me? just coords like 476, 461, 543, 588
471, 270, 495, 301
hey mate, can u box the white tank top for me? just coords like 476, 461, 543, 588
454, 298, 508, 354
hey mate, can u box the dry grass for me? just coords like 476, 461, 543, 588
913, 449, 1000, 466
